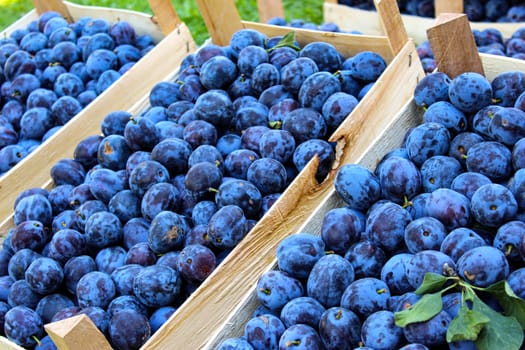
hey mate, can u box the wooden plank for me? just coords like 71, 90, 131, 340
142, 39, 425, 350
148, 0, 182, 35
195, 0, 244, 46
435, 0, 463, 15
257, 0, 285, 23
31, 0, 73, 22
480, 53, 525, 82
374, 0, 409, 55
45, 315, 112, 350
0, 22, 197, 235
427, 13, 484, 78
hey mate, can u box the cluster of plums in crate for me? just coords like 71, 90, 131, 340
219, 69, 525, 349
338, 0, 525, 22
0, 10, 392, 350
0, 10, 156, 175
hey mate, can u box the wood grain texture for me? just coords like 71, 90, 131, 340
0, 19, 197, 235
32, 0, 73, 22
323, 1, 523, 44
257, 0, 285, 23
195, 0, 244, 46
45, 315, 112, 350
435, 0, 463, 15
148, 0, 182, 35
375, 0, 409, 55
427, 13, 484, 78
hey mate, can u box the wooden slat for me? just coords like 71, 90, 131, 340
257, 0, 285, 23
45, 315, 112, 350
148, 0, 182, 35
435, 0, 463, 15
480, 53, 525, 82
427, 13, 484, 78
195, 0, 244, 46
32, 0, 73, 22
0, 338, 24, 350
0, 23, 197, 235
374, 0, 409, 55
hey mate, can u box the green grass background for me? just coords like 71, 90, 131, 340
0, 0, 324, 44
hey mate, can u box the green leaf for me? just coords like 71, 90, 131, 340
481, 280, 525, 329
446, 305, 489, 342
471, 292, 524, 350
267, 32, 301, 52
414, 272, 450, 295
394, 292, 443, 327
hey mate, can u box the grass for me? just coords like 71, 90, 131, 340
0, 0, 324, 44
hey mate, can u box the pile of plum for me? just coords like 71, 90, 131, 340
338, 0, 525, 22
218, 70, 525, 349
266, 17, 357, 34
0, 26, 389, 349
418, 26, 525, 73
0, 11, 156, 176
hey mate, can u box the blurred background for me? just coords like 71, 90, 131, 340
0, 0, 324, 44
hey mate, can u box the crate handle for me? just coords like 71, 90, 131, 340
426, 12, 484, 78
435, 0, 464, 16
196, 0, 244, 46
31, 0, 74, 23
374, 0, 409, 56
257, 0, 285, 24
148, 0, 183, 35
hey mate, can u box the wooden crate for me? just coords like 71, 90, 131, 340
205, 14, 525, 349
0, 0, 198, 233
324, 0, 524, 44
136, 0, 425, 349
0, 0, 426, 348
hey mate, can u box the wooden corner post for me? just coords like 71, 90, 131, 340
257, 0, 285, 23
31, 0, 73, 23
374, 0, 409, 55
148, 0, 182, 36
426, 13, 484, 78
45, 314, 113, 350
195, 0, 244, 46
